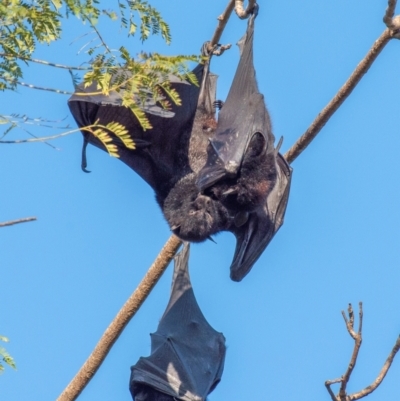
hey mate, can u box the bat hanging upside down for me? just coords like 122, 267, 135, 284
130, 243, 226, 401
68, 4, 292, 281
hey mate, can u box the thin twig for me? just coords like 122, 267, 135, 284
0, 53, 91, 70
208, 0, 235, 51
0, 77, 73, 95
284, 29, 392, 164
0, 127, 88, 143
0, 217, 37, 228
339, 303, 363, 399
325, 303, 400, 400
351, 336, 400, 400
342, 303, 357, 340
86, 17, 113, 55
325, 378, 342, 401
56, 235, 182, 401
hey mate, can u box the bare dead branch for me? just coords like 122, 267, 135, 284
325, 303, 400, 401
0, 217, 37, 228
208, 0, 235, 52
284, 29, 392, 164
342, 303, 357, 340
351, 336, 400, 400
357, 301, 363, 335
56, 235, 182, 401
325, 378, 342, 401
339, 303, 363, 398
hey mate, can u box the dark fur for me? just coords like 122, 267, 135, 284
206, 133, 277, 213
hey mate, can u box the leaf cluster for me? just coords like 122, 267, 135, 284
0, 336, 16, 374
0, 0, 62, 90
0, 0, 203, 145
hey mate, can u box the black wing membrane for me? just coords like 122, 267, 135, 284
130, 243, 226, 401
196, 7, 275, 191
68, 64, 204, 200
230, 154, 293, 281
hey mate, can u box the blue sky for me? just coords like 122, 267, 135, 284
2, 1, 400, 400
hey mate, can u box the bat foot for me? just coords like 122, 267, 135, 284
213, 100, 224, 110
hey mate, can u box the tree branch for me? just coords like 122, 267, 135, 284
284, 28, 392, 164
325, 302, 400, 401
351, 336, 400, 400
0, 76, 73, 95
208, 0, 235, 52
234, 0, 256, 19
384, 0, 397, 28
0, 217, 37, 228
0, 53, 91, 70
56, 235, 182, 401
339, 303, 363, 399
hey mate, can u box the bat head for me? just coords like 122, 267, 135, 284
163, 173, 231, 243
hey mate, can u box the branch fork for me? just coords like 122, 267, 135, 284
325, 302, 400, 401
384, 0, 400, 38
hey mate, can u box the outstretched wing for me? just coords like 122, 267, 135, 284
230, 154, 293, 281
68, 64, 204, 200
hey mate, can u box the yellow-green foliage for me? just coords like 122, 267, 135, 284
82, 121, 136, 158
0, 1, 203, 156
0, 336, 16, 374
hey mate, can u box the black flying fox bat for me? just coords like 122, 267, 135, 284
195, 6, 293, 280
130, 243, 226, 401
68, 9, 292, 281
